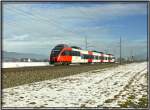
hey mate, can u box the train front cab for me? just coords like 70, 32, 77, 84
50, 50, 60, 64
56, 48, 72, 65
50, 44, 69, 65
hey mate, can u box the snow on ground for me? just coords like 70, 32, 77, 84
2, 62, 148, 107
102, 64, 148, 107
2, 62, 50, 68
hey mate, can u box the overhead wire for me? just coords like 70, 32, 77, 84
5, 6, 87, 47
6, 6, 81, 37
4, 5, 98, 48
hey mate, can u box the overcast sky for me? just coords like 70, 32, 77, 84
3, 2, 147, 58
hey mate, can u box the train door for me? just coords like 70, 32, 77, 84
71, 51, 81, 63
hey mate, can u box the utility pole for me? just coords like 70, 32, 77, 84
120, 37, 122, 65
85, 36, 87, 50
130, 49, 133, 62
104, 49, 107, 54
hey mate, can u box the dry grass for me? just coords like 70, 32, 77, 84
2, 63, 118, 88
118, 95, 148, 108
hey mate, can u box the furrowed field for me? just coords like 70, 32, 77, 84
2, 62, 148, 108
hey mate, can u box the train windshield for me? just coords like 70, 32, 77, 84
50, 47, 64, 57
51, 50, 61, 57
50, 44, 68, 57
54, 46, 63, 50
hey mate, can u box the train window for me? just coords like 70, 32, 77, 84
86, 55, 88, 59
99, 56, 101, 60
81, 54, 84, 59
82, 54, 94, 59
95, 56, 99, 60
88, 55, 94, 59
77, 51, 80, 56
100, 56, 104, 60
62, 51, 70, 56
50, 50, 60, 57
70, 51, 80, 56
71, 51, 74, 56
83, 54, 85, 59
108, 57, 112, 60
83, 55, 85, 59
83, 54, 88, 59
86, 55, 89, 59
89, 55, 91, 59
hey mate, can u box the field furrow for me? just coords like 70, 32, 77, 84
2, 62, 148, 108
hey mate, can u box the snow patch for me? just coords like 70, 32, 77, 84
2, 62, 50, 68
2, 62, 147, 107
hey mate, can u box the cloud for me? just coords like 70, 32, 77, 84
5, 34, 30, 41
3, 3, 147, 57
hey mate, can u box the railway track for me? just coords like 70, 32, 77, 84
2, 63, 118, 88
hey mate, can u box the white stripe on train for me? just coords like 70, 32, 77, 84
71, 48, 115, 63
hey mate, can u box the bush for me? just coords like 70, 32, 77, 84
137, 96, 148, 108
119, 95, 148, 108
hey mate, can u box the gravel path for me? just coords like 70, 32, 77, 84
2, 62, 147, 108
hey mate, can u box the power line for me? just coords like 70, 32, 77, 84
5, 6, 80, 38
5, 7, 91, 48
5, 8, 57, 35
85, 36, 87, 50
5, 6, 99, 49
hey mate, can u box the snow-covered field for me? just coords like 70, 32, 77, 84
2, 62, 148, 107
2, 62, 50, 68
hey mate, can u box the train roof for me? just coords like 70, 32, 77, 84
107, 54, 115, 56
92, 50, 104, 53
98, 52, 104, 53
91, 50, 99, 52
53, 44, 114, 56
71, 46, 82, 49
55, 44, 69, 48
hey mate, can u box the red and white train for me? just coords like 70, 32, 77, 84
49, 44, 115, 65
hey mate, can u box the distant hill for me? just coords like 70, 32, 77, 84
2, 51, 49, 62
2, 50, 147, 62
